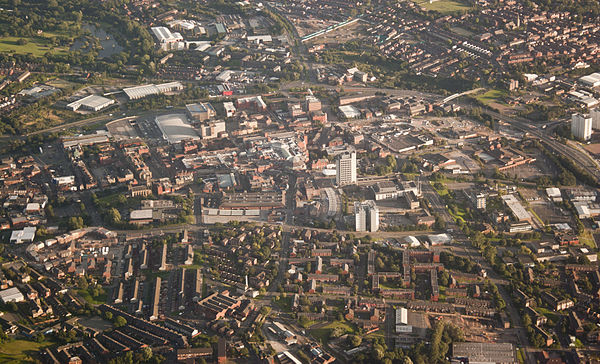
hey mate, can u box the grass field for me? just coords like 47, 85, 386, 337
78, 288, 107, 305
536, 307, 562, 323
415, 0, 471, 13
450, 26, 474, 37
578, 230, 597, 249
431, 182, 449, 197
0, 36, 68, 56
0, 339, 54, 363
272, 296, 293, 312
310, 321, 355, 343
475, 89, 507, 106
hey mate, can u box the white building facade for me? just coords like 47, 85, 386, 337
354, 200, 379, 232
336, 151, 357, 186
572, 113, 592, 141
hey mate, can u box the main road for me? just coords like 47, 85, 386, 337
481, 108, 600, 184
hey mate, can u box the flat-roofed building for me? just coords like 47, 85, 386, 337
123, 82, 183, 100
579, 72, 600, 88
305, 95, 321, 112
355, 200, 379, 232
336, 151, 357, 186
0, 287, 24, 303
451, 342, 517, 364
220, 191, 285, 210
501, 194, 531, 222
223, 102, 236, 117
338, 105, 361, 119
199, 120, 226, 139
66, 95, 115, 112
186, 103, 216, 121
151, 26, 184, 51
155, 114, 200, 144
236, 96, 266, 111
546, 187, 562, 202
372, 181, 399, 200
591, 107, 600, 130
129, 209, 154, 225
10, 226, 36, 244
572, 113, 592, 141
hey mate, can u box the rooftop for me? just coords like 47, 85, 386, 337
155, 114, 200, 144
452, 342, 517, 364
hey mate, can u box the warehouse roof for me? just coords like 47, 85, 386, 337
66, 95, 114, 110
10, 226, 36, 244
452, 342, 516, 364
130, 209, 153, 220
155, 114, 200, 144
0, 287, 24, 303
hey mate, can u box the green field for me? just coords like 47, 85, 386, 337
310, 321, 356, 343
273, 296, 293, 312
450, 26, 474, 37
475, 89, 507, 106
578, 230, 597, 249
536, 307, 562, 323
0, 36, 68, 56
78, 288, 107, 305
416, 0, 471, 13
0, 339, 54, 363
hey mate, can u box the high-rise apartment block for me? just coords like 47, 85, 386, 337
336, 151, 357, 186
355, 200, 379, 232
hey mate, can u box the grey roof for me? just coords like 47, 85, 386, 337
452, 342, 517, 364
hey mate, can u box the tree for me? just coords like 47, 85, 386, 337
558, 170, 576, 186
77, 276, 88, 290
330, 327, 346, 338
433, 215, 446, 230
347, 334, 362, 347
45, 204, 55, 218
372, 344, 385, 361
298, 316, 310, 328
114, 316, 127, 327
139, 347, 152, 362
375, 257, 385, 270
67, 216, 85, 230
106, 208, 121, 225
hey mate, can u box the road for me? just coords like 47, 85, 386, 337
481, 108, 600, 185
421, 174, 534, 363
27, 114, 112, 136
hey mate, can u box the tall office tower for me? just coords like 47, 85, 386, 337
572, 113, 593, 141
354, 200, 379, 232
591, 107, 600, 130
336, 151, 357, 186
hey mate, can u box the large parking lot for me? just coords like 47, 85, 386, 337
106, 118, 139, 141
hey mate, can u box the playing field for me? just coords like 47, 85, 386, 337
416, 0, 471, 13
475, 89, 507, 105
0, 36, 68, 56
0, 339, 55, 362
